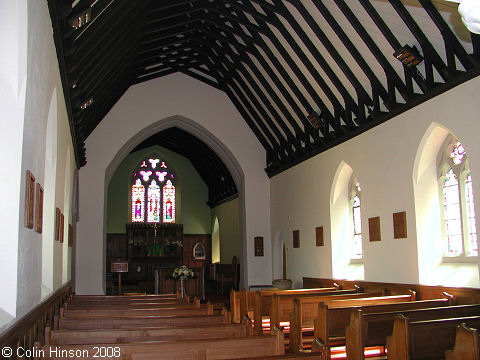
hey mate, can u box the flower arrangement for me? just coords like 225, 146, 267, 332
165, 239, 183, 248
172, 265, 194, 280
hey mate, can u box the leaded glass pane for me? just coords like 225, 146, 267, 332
147, 180, 160, 223
352, 194, 362, 259
163, 180, 175, 223
449, 142, 466, 165
443, 168, 462, 256
131, 179, 145, 222
131, 155, 176, 224
465, 173, 478, 256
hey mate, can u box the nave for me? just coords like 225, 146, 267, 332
3, 277, 480, 359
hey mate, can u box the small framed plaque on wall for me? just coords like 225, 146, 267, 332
25, 170, 35, 229
315, 226, 324, 246
393, 211, 407, 239
254, 236, 264, 256
293, 230, 300, 248
368, 216, 381, 242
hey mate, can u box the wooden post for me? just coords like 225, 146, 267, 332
118, 272, 122, 295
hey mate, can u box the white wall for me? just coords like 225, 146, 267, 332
77, 74, 271, 294
16, 0, 75, 318
271, 76, 480, 288
0, 0, 27, 321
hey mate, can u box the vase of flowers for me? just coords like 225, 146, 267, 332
172, 265, 194, 298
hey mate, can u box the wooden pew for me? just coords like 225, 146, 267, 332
267, 291, 386, 336
346, 303, 480, 360
57, 312, 230, 330
66, 297, 200, 310
288, 292, 418, 354
40, 327, 285, 360
231, 285, 344, 324
386, 314, 480, 360
45, 323, 251, 345
60, 302, 214, 319
445, 323, 479, 360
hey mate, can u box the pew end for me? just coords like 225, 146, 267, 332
443, 291, 456, 305
445, 323, 479, 360
386, 314, 409, 360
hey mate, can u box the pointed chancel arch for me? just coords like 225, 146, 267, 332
330, 161, 364, 280
413, 122, 479, 287
105, 115, 247, 289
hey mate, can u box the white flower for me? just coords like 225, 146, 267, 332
172, 265, 194, 280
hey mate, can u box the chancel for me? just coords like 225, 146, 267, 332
2, 1, 480, 359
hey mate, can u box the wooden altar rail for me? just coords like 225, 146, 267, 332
303, 276, 480, 304
0, 281, 72, 357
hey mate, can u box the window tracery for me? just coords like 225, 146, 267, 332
131, 155, 175, 223
439, 140, 478, 258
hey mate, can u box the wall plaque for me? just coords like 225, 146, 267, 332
393, 211, 407, 239
25, 170, 35, 229
35, 183, 43, 233
293, 230, 300, 248
368, 216, 381, 242
315, 226, 324, 246
254, 236, 264, 256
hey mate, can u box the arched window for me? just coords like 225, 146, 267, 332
350, 179, 363, 260
131, 156, 175, 223
439, 140, 478, 258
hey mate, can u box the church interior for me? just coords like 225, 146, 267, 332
2, 0, 480, 358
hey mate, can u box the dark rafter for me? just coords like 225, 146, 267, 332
48, 0, 480, 186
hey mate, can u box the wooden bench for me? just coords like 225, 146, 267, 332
45, 323, 251, 345
57, 313, 230, 330
231, 285, 344, 324
288, 292, 418, 354
386, 314, 480, 359
66, 297, 200, 310
346, 302, 480, 360
266, 291, 385, 336
445, 323, 479, 360
39, 328, 285, 360
59, 302, 214, 319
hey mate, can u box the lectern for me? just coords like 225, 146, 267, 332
110, 261, 128, 295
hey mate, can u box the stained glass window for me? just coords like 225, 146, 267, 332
440, 139, 478, 258
352, 194, 363, 259
163, 180, 175, 223
147, 180, 160, 223
443, 168, 462, 256
465, 173, 478, 256
131, 179, 145, 222
131, 156, 175, 223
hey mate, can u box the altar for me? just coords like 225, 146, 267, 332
106, 223, 209, 298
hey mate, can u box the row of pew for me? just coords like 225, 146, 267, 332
33, 292, 323, 359
230, 285, 480, 359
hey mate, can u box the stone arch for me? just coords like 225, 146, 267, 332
413, 122, 479, 287
330, 161, 364, 280
104, 115, 247, 288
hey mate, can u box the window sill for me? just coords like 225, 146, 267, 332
442, 256, 478, 264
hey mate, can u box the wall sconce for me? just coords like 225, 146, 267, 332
69, 8, 91, 29
307, 112, 322, 129
393, 45, 423, 68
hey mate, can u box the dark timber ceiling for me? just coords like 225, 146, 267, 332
49, 0, 480, 183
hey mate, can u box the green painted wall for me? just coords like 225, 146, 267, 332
107, 145, 210, 234
211, 198, 240, 263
